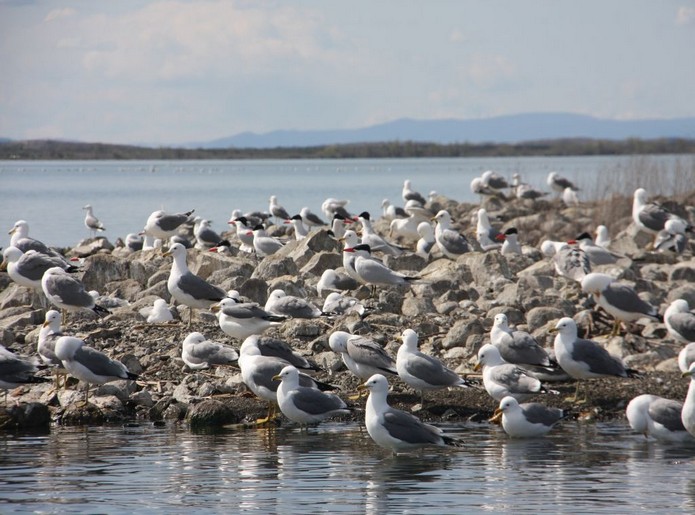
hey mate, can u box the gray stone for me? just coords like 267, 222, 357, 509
442, 318, 484, 349
526, 306, 564, 333
301, 252, 344, 278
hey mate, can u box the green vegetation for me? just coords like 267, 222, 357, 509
0, 137, 694, 160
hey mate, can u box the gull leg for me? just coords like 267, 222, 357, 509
610, 319, 621, 337
256, 402, 276, 425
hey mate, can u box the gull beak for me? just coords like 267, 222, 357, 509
0, 260, 7, 272
162, 250, 171, 257
473, 362, 482, 372
488, 408, 503, 424
271, 374, 282, 382
210, 303, 221, 313
42, 320, 50, 327
682, 370, 694, 378
8, 227, 16, 235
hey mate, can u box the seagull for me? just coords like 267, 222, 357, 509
321, 197, 351, 220
143, 209, 195, 241
250, 225, 284, 257
300, 207, 327, 228
322, 292, 366, 317
470, 176, 498, 201
547, 171, 578, 195
551, 317, 638, 402
241, 334, 320, 372
396, 329, 476, 403
164, 242, 227, 325
489, 314, 555, 369
82, 204, 106, 237
415, 221, 436, 260
264, 289, 325, 319
489, 396, 565, 438
573, 232, 619, 265
41, 267, 110, 320
358, 374, 464, 453
55, 336, 138, 405
401, 179, 427, 206
269, 195, 290, 223
37, 310, 68, 387
474, 344, 550, 402
339, 230, 367, 284
580, 273, 660, 336
125, 233, 144, 252
1, 246, 80, 302
211, 298, 286, 340
626, 394, 693, 442
562, 187, 580, 207
328, 214, 354, 240
654, 218, 689, 253
181, 332, 239, 370
595, 225, 611, 249
476, 208, 503, 251
682, 363, 695, 437
315, 269, 359, 297
8, 219, 60, 257
285, 215, 309, 241
552, 244, 591, 282
273, 365, 350, 425
664, 299, 695, 344
0, 345, 49, 404
381, 199, 408, 220
481, 170, 509, 190
679, 343, 695, 374
194, 219, 224, 249
347, 244, 419, 290
356, 212, 403, 256
513, 174, 547, 201
328, 331, 398, 381
432, 210, 470, 259
499, 228, 522, 256
229, 217, 255, 253
140, 298, 175, 324
389, 207, 430, 240
238, 339, 333, 424
632, 188, 691, 239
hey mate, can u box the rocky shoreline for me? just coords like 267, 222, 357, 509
2, 191, 694, 432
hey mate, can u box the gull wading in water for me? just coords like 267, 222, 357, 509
489, 396, 565, 438
358, 374, 464, 453
626, 394, 693, 443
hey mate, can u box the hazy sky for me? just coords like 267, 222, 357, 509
1, 0, 694, 145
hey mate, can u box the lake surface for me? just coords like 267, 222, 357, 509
1, 155, 690, 247
1, 421, 695, 513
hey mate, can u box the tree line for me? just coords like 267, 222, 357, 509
0, 137, 694, 160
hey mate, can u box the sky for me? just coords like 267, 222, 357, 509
1, 0, 694, 145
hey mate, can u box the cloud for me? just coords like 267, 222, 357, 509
676, 6, 695, 25
44, 7, 76, 22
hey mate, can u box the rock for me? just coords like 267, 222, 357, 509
252, 255, 299, 281
526, 306, 564, 332
670, 262, 695, 282
187, 399, 242, 428
300, 252, 343, 277
0, 402, 51, 430
442, 318, 485, 349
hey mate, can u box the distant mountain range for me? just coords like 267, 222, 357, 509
189, 112, 695, 149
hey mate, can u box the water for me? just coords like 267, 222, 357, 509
0, 155, 688, 248
1, 421, 695, 513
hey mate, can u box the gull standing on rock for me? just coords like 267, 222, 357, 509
664, 299, 695, 344
489, 314, 555, 369
551, 317, 638, 402
552, 244, 591, 282
269, 195, 290, 224
37, 310, 68, 387
489, 396, 565, 438
0, 345, 49, 403
626, 394, 693, 442
678, 343, 695, 374
580, 273, 660, 336
433, 210, 470, 259
547, 172, 578, 195
595, 225, 611, 249
632, 188, 691, 241
273, 365, 350, 425
54, 336, 138, 405
82, 204, 106, 237
251, 225, 284, 257
402, 179, 427, 206
396, 329, 476, 404
358, 374, 464, 453
194, 219, 224, 249
315, 269, 359, 297
9, 220, 68, 262
300, 207, 327, 228
140, 298, 175, 324
241, 335, 320, 372
42, 267, 110, 320
181, 332, 239, 370
264, 289, 325, 319
415, 221, 436, 259
321, 198, 352, 220
143, 209, 195, 241
476, 208, 503, 251
211, 298, 286, 340
329, 331, 398, 381
164, 242, 227, 325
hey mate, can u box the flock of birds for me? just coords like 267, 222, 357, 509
2, 172, 695, 454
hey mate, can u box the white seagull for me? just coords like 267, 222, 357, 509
358, 374, 464, 453
41, 267, 110, 320
82, 204, 106, 237
211, 298, 286, 340
474, 344, 550, 402
181, 332, 238, 370
626, 394, 693, 442
489, 396, 564, 438
328, 331, 397, 381
143, 209, 194, 241
664, 299, 695, 344
264, 289, 324, 319
432, 210, 470, 259
0, 345, 49, 403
